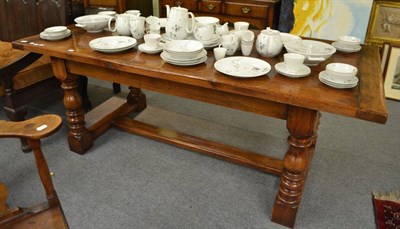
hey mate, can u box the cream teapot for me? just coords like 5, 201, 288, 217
256, 27, 283, 57
165, 5, 195, 40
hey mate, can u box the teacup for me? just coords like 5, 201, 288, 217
241, 43, 253, 56
234, 21, 249, 31
214, 44, 227, 60
284, 53, 305, 73
193, 23, 214, 41
144, 34, 161, 49
241, 30, 254, 43
149, 24, 161, 34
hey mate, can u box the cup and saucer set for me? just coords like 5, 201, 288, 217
331, 35, 362, 53
319, 63, 358, 89
138, 34, 163, 54
40, 26, 71, 41
274, 53, 311, 78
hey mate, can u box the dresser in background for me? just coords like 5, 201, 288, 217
0, 0, 84, 42
158, 0, 281, 30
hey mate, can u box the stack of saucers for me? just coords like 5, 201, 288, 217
331, 35, 361, 53
319, 63, 359, 89
161, 40, 207, 66
200, 34, 221, 49
40, 26, 71, 41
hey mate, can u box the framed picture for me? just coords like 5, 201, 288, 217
365, 0, 400, 46
381, 42, 391, 72
383, 45, 400, 100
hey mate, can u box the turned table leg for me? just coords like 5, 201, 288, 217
51, 58, 93, 154
127, 86, 147, 112
272, 106, 320, 228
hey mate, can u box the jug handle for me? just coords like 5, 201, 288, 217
166, 5, 170, 18
107, 17, 117, 32
186, 12, 195, 33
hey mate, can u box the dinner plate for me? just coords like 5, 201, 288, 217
274, 62, 311, 78
214, 57, 271, 78
40, 29, 71, 41
319, 71, 358, 89
89, 36, 137, 53
161, 55, 207, 66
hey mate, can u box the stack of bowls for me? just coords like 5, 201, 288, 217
319, 63, 359, 89
160, 40, 207, 66
332, 35, 362, 53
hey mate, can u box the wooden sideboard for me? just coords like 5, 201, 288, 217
0, 0, 84, 42
158, 0, 281, 30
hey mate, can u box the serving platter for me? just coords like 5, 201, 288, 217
89, 36, 137, 53
214, 57, 271, 78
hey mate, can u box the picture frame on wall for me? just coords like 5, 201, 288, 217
365, 0, 400, 46
382, 45, 400, 100
381, 42, 391, 72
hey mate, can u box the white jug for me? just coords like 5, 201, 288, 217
256, 27, 283, 57
130, 16, 145, 39
165, 5, 195, 40
108, 14, 132, 36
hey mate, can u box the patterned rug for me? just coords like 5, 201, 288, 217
373, 191, 400, 229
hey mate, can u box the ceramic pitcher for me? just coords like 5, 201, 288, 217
108, 14, 132, 36
256, 27, 283, 57
130, 16, 145, 39
165, 5, 195, 40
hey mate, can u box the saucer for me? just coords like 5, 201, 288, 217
274, 62, 311, 78
331, 42, 361, 53
40, 29, 71, 41
138, 43, 163, 54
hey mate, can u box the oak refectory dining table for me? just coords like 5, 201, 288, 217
12, 27, 388, 228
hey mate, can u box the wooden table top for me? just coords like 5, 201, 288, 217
12, 26, 388, 124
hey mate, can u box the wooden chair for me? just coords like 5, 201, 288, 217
83, 0, 126, 94
0, 41, 91, 152
0, 114, 69, 229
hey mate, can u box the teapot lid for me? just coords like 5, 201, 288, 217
261, 27, 280, 35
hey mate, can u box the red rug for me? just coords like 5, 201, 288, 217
373, 192, 400, 229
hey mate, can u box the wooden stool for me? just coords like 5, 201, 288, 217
0, 114, 69, 229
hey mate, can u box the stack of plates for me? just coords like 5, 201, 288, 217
319, 71, 358, 89
40, 29, 71, 41
161, 40, 207, 66
199, 34, 221, 49
331, 41, 361, 53
89, 36, 137, 53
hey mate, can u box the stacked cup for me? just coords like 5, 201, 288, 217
336, 35, 361, 50
240, 30, 254, 56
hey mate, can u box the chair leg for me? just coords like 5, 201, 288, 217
3, 89, 31, 152
28, 139, 60, 207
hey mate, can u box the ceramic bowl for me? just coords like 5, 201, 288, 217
74, 15, 112, 33
280, 33, 301, 45
285, 40, 336, 66
338, 36, 361, 46
326, 63, 358, 78
195, 16, 220, 25
44, 26, 68, 36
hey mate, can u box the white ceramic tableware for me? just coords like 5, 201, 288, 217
283, 53, 305, 73
331, 41, 361, 53
214, 56, 271, 78
241, 43, 253, 56
338, 35, 361, 46
165, 5, 195, 40
214, 45, 227, 60
40, 29, 71, 41
216, 22, 229, 36
108, 14, 132, 36
284, 39, 336, 66
138, 43, 163, 54
326, 63, 358, 78
241, 30, 254, 43
44, 26, 68, 36
256, 27, 283, 57
126, 10, 140, 16
144, 34, 161, 49
280, 33, 302, 45
234, 21, 249, 31
221, 33, 238, 56
89, 36, 137, 53
149, 24, 161, 34
130, 16, 145, 39
163, 40, 204, 53
98, 11, 117, 17
193, 23, 214, 41
274, 62, 311, 78
75, 15, 111, 33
